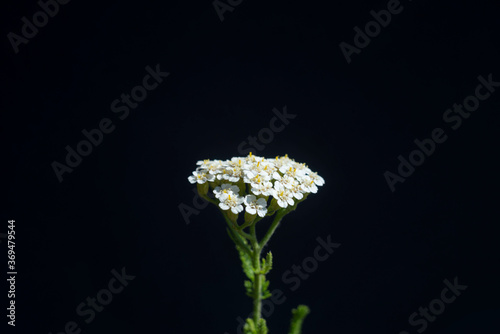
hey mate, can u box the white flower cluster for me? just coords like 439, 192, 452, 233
188, 153, 325, 216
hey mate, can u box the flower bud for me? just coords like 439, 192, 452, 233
244, 210, 256, 224
227, 210, 238, 223
267, 198, 280, 216
197, 182, 209, 196
236, 179, 245, 195
209, 180, 218, 190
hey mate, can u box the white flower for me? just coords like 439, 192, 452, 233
229, 157, 251, 170
300, 177, 318, 194
244, 152, 265, 164
251, 181, 274, 196
308, 171, 325, 186
206, 160, 224, 175
276, 175, 296, 190
214, 183, 240, 199
196, 159, 211, 167
245, 172, 271, 188
188, 153, 324, 212
216, 167, 234, 181
226, 166, 245, 182
279, 165, 306, 180
272, 154, 293, 169
244, 195, 268, 217
245, 160, 275, 179
290, 183, 304, 200
272, 181, 294, 208
294, 162, 311, 175
219, 193, 244, 214
188, 170, 215, 184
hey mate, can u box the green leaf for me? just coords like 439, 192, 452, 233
244, 280, 253, 297
261, 251, 273, 274
243, 317, 268, 334
288, 305, 310, 334
256, 318, 268, 334
237, 243, 254, 281
244, 318, 256, 334
262, 279, 272, 299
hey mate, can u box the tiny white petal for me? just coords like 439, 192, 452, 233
246, 206, 257, 215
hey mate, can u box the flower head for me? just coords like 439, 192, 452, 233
188, 153, 324, 216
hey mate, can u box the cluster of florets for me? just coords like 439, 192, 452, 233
188, 153, 324, 217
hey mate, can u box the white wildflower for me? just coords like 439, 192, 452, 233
219, 193, 245, 214
244, 195, 268, 217
290, 182, 305, 200
188, 170, 215, 184
188, 153, 324, 214
272, 181, 295, 208
300, 177, 318, 194
214, 183, 240, 199
251, 181, 274, 196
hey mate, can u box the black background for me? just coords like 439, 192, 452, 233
2, 0, 500, 333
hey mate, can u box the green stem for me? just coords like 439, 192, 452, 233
250, 223, 263, 325
238, 229, 256, 243
259, 209, 287, 249
220, 211, 256, 244
248, 209, 289, 326
223, 213, 252, 256
199, 192, 217, 205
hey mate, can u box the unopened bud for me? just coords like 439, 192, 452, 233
197, 182, 209, 196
